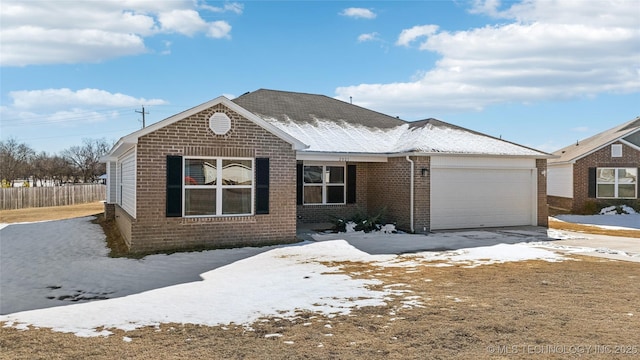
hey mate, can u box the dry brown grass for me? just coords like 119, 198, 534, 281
1, 256, 639, 360
0, 202, 104, 224
549, 218, 640, 238
2, 205, 639, 358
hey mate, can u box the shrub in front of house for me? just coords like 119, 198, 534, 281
580, 199, 640, 215
330, 208, 388, 233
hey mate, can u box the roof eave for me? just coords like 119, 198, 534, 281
387, 151, 557, 159
100, 138, 137, 162
102, 96, 309, 161
562, 134, 638, 164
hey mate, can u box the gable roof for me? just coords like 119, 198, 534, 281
549, 117, 640, 165
103, 89, 552, 162
233, 89, 406, 129
102, 96, 308, 161
234, 89, 550, 158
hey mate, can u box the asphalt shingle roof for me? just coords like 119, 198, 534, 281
549, 117, 640, 164
232, 89, 550, 157
233, 89, 406, 129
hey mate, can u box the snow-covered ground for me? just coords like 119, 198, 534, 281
555, 213, 639, 229
0, 214, 638, 338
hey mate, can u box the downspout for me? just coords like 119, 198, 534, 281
405, 156, 415, 233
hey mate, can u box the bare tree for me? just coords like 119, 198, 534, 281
61, 138, 110, 183
30, 152, 48, 187
0, 138, 35, 186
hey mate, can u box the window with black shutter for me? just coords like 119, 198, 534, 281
255, 158, 269, 214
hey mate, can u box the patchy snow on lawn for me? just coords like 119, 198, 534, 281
1, 240, 392, 337
410, 243, 565, 268
0, 217, 286, 315
1, 217, 569, 338
554, 214, 640, 230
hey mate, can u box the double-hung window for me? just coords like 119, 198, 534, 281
184, 157, 253, 216
303, 164, 345, 205
596, 167, 637, 199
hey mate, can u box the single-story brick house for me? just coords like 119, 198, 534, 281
102, 89, 552, 253
547, 117, 640, 213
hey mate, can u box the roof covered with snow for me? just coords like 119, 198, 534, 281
549, 117, 640, 164
234, 89, 549, 157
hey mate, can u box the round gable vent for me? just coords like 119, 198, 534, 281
209, 112, 231, 135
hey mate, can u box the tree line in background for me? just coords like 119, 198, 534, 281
0, 138, 111, 187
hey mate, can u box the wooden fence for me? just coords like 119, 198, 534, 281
0, 184, 106, 210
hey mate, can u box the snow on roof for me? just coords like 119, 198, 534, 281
235, 89, 548, 157
267, 117, 547, 156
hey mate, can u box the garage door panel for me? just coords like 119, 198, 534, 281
431, 168, 534, 230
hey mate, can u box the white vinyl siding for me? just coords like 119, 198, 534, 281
430, 157, 536, 230
118, 150, 136, 217
547, 164, 573, 198
106, 161, 118, 203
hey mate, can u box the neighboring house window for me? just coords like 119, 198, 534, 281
611, 144, 623, 158
184, 157, 253, 216
596, 168, 637, 199
303, 164, 345, 204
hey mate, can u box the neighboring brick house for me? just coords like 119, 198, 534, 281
102, 89, 552, 253
547, 117, 640, 213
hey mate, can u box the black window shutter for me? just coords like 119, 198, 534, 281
255, 158, 269, 214
166, 155, 183, 217
347, 164, 357, 204
296, 163, 303, 205
587, 167, 596, 198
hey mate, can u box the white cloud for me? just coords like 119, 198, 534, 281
358, 32, 380, 43
1, 88, 167, 126
9, 88, 167, 110
0, 0, 235, 66
200, 2, 244, 14
396, 25, 439, 47
207, 21, 233, 39
340, 8, 377, 19
336, 0, 640, 118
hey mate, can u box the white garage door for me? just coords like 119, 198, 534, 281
430, 159, 536, 230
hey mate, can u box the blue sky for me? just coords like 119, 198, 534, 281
1, 0, 638, 154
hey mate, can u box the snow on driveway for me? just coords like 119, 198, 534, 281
0, 215, 637, 337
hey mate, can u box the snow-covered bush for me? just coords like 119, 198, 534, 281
599, 205, 637, 215
331, 209, 392, 233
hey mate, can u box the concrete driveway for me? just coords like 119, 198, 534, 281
304, 225, 640, 262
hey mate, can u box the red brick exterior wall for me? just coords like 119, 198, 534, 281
122, 103, 297, 253
547, 195, 573, 211
572, 142, 640, 212
296, 162, 368, 224
367, 157, 414, 232
536, 159, 549, 226
298, 156, 431, 233
413, 157, 431, 233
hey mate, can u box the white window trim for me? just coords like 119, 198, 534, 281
183, 156, 254, 217
596, 167, 637, 199
303, 162, 346, 205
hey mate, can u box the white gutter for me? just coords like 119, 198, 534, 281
405, 156, 415, 233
